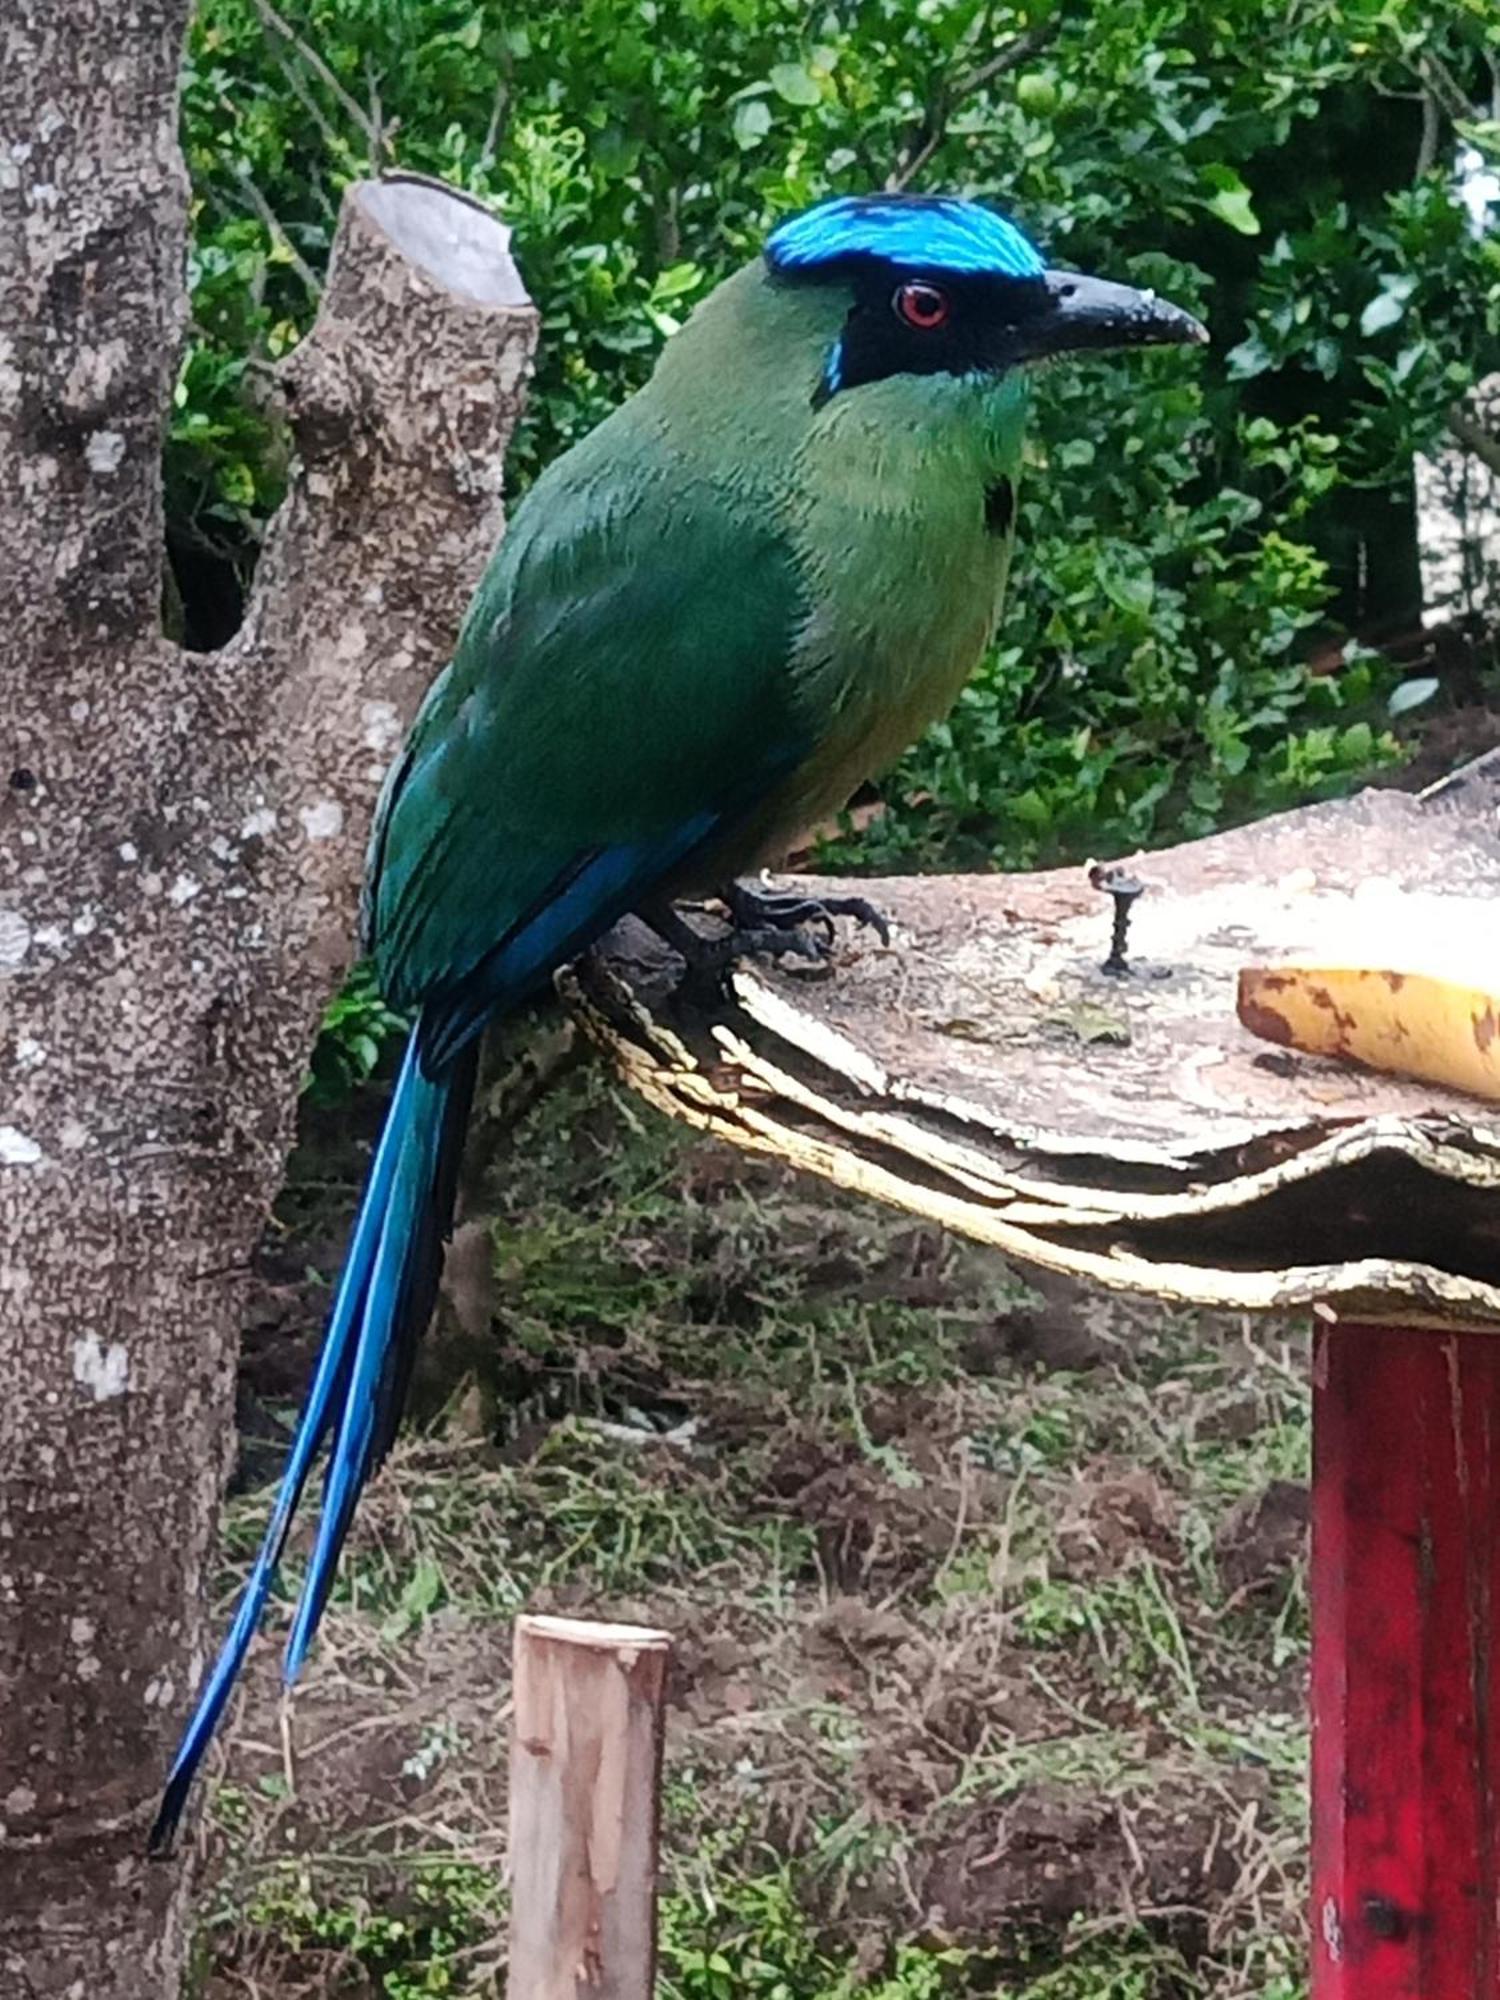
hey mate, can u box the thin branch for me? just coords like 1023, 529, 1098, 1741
1416, 87, 1441, 177
960, 26, 1053, 100
477, 32, 515, 178
655, 181, 682, 265
887, 19, 1059, 192
364, 52, 388, 167
265, 53, 342, 195
1447, 399, 1500, 479
478, 77, 509, 175
251, 0, 382, 160
1417, 48, 1474, 126
887, 114, 945, 195
231, 166, 322, 297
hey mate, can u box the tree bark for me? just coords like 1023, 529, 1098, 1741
0, 8, 537, 1992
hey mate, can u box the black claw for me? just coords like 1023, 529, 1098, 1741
723, 881, 892, 948
733, 923, 832, 963
825, 895, 892, 948
639, 887, 878, 1001
638, 904, 732, 994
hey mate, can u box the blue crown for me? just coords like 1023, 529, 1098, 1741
765, 193, 1045, 280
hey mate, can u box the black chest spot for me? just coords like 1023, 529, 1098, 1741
984, 477, 1015, 537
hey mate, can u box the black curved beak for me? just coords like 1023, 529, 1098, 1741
1021, 270, 1208, 362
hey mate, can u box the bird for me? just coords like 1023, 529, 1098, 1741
149, 190, 1205, 1851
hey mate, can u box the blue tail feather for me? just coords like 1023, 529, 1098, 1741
283, 1067, 443, 1678
149, 812, 740, 1857
148, 1032, 453, 1855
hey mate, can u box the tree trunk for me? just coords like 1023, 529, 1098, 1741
0, 8, 537, 1993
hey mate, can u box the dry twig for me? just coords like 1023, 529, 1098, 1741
887, 20, 1059, 192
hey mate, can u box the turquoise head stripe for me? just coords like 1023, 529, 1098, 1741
767, 194, 1044, 279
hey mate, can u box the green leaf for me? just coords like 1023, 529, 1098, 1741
1360, 275, 1416, 337
219, 461, 256, 507
651, 261, 703, 302
591, 125, 641, 178
732, 97, 772, 148
1360, 292, 1399, 335
382, 1557, 444, 1641
1201, 164, 1260, 236
1099, 561, 1154, 617
768, 62, 821, 107
1225, 332, 1275, 379
1006, 788, 1052, 830
1016, 72, 1058, 115
1387, 675, 1439, 717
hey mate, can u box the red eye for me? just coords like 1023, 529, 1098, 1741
894, 281, 951, 330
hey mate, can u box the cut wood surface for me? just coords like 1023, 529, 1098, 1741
508, 1616, 671, 2000
572, 755, 1500, 1328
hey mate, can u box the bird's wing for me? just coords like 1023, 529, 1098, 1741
367, 424, 806, 1059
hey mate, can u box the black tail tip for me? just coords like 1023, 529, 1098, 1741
146, 1790, 187, 1860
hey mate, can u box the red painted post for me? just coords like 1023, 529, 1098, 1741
1311, 1320, 1500, 1997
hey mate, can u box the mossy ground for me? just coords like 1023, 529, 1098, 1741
195, 1036, 1311, 1998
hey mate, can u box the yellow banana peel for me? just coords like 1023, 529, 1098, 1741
1238, 955, 1500, 1104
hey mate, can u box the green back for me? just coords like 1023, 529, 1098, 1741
370, 259, 1030, 1013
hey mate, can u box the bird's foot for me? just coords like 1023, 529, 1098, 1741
642, 904, 824, 998
642, 882, 888, 1003
721, 879, 892, 948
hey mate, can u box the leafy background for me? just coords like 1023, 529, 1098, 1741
177, 0, 1500, 877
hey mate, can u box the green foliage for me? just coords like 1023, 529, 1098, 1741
659, 1851, 997, 1997
232, 1852, 1267, 1999
202, 1066, 1318, 1995
176, 0, 1499, 868
830, 384, 1392, 867
988, 1932, 1248, 1999
304, 960, 408, 1103
661, 1861, 1277, 1998
659, 1861, 839, 1999
240, 1861, 504, 1997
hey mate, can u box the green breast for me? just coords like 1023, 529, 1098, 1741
748, 368, 1029, 858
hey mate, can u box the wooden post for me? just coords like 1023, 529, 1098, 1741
1311, 1321, 1500, 1997
507, 1615, 672, 2000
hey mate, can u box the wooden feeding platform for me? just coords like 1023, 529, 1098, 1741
560, 751, 1500, 1997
